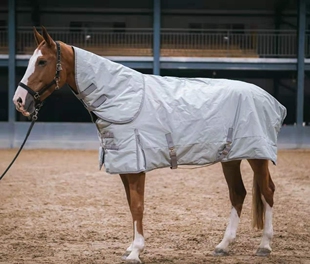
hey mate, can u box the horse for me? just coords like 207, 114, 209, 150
13, 27, 285, 263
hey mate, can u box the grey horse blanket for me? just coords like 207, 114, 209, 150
72, 46, 287, 174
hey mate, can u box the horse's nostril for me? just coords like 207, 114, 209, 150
17, 97, 22, 104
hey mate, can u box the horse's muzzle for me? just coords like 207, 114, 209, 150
13, 86, 36, 116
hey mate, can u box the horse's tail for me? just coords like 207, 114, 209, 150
252, 178, 264, 229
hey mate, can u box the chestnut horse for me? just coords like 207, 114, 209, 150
13, 27, 276, 263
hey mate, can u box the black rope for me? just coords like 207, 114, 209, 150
0, 119, 36, 181
0, 102, 42, 181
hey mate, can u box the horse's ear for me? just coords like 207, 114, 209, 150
33, 27, 44, 46
41, 26, 54, 47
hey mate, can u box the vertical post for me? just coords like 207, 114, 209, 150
296, 0, 306, 126
8, 0, 16, 124
153, 0, 161, 75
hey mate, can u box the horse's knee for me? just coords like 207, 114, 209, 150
130, 203, 144, 218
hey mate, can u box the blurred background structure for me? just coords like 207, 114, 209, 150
0, 0, 309, 149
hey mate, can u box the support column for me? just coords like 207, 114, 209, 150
296, 0, 306, 126
8, 0, 16, 124
153, 0, 161, 75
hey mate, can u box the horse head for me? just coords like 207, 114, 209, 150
13, 27, 67, 117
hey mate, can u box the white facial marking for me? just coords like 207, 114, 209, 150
215, 207, 240, 252
126, 221, 144, 263
13, 49, 43, 109
259, 195, 273, 251
21, 48, 43, 86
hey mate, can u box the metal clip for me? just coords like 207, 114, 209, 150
54, 77, 60, 90
56, 63, 63, 71
222, 143, 231, 155
32, 108, 39, 121
169, 147, 178, 169
34, 92, 40, 100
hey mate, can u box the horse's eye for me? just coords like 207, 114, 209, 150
38, 60, 47, 66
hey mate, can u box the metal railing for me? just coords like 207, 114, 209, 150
0, 27, 306, 58
15, 27, 154, 56
161, 29, 298, 58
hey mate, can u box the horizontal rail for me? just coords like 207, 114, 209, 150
0, 27, 306, 58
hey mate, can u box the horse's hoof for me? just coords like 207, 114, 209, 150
213, 248, 229, 256
121, 251, 131, 260
125, 259, 142, 264
256, 247, 271, 256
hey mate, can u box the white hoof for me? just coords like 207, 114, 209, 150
125, 250, 142, 263
122, 250, 131, 260
125, 257, 142, 264
256, 247, 271, 256
213, 248, 229, 256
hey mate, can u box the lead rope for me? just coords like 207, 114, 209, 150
0, 105, 41, 181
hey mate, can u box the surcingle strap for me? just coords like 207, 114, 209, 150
105, 144, 119, 150
218, 127, 233, 160
86, 95, 107, 112
102, 131, 114, 138
165, 133, 178, 169
75, 83, 97, 99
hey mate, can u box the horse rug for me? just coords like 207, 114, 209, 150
72, 47, 287, 174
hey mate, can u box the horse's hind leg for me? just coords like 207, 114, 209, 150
248, 159, 275, 256
120, 172, 145, 263
214, 160, 246, 256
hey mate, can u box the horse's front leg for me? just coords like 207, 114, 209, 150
120, 172, 146, 263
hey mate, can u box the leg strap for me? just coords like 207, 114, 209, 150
218, 127, 233, 160
165, 133, 178, 169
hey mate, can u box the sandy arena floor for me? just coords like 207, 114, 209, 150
0, 149, 309, 264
